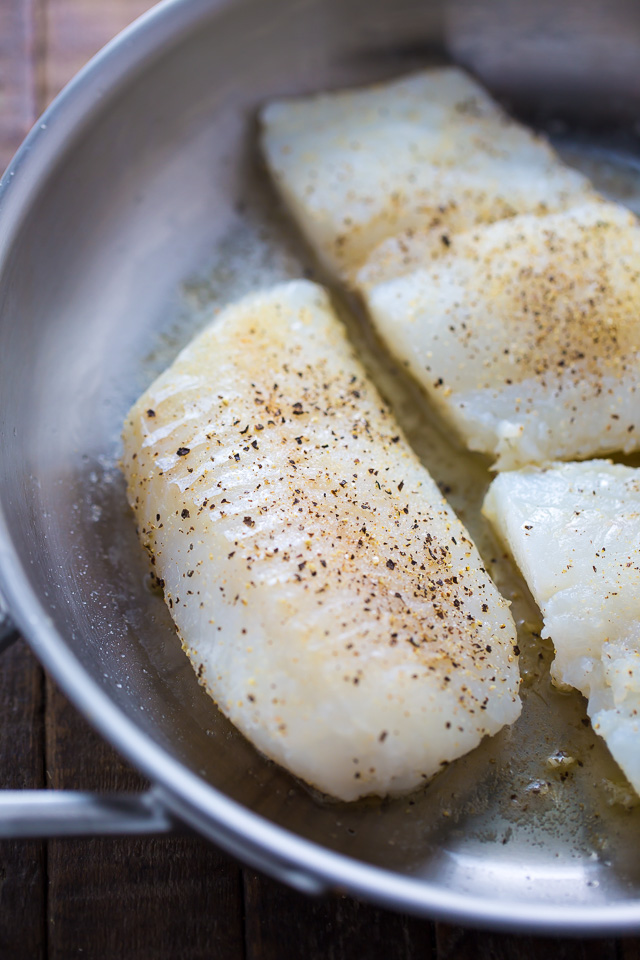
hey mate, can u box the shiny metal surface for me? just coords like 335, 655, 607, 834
0, 596, 19, 653
0, 790, 174, 837
2, 0, 640, 933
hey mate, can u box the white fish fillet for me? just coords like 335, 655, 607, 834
260, 67, 593, 282
483, 461, 640, 795
363, 201, 640, 470
122, 280, 520, 801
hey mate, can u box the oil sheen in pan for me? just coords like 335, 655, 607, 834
131, 132, 640, 893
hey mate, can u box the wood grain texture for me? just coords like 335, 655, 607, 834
0, 4, 45, 956
43, 0, 152, 100
244, 872, 435, 960
435, 923, 619, 960
45, 677, 245, 960
0, 642, 45, 960
0, 0, 36, 169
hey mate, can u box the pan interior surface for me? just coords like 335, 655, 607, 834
2, 0, 640, 927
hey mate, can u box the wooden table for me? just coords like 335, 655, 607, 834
0, 2, 638, 956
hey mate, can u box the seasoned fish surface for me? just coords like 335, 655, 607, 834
364, 202, 640, 470
484, 461, 640, 796
122, 280, 520, 801
260, 68, 592, 281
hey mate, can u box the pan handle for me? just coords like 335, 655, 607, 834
0, 605, 322, 890
0, 593, 174, 837
0, 788, 175, 837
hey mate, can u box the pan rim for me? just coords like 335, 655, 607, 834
0, 0, 639, 933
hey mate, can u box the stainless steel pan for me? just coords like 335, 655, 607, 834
2, 0, 640, 934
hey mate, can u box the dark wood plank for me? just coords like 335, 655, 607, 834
0, 2, 45, 957
45, 677, 245, 960
435, 923, 618, 960
0, 0, 36, 170
43, 0, 153, 100
0, 641, 46, 960
621, 939, 640, 959
244, 871, 435, 960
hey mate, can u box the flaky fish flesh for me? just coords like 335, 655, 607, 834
260, 68, 593, 282
484, 461, 640, 796
363, 201, 640, 470
122, 280, 520, 801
